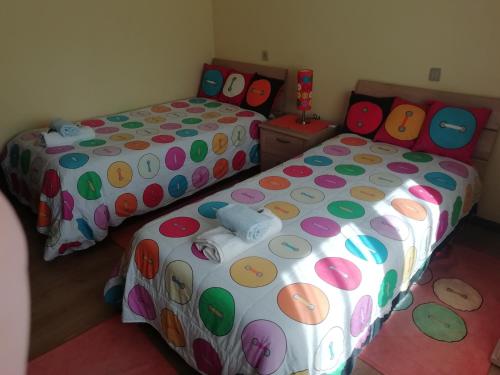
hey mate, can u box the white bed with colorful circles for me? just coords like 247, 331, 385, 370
116, 132, 480, 374
1, 97, 265, 260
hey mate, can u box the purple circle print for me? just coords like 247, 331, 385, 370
439, 160, 469, 178
95, 126, 119, 134
45, 145, 74, 154
160, 123, 182, 131
231, 188, 265, 204
241, 320, 287, 375
301, 217, 341, 238
323, 144, 351, 156
314, 174, 346, 189
192, 166, 210, 188
350, 295, 373, 337
387, 162, 419, 174
198, 122, 219, 132
127, 284, 156, 320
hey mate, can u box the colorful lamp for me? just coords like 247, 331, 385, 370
296, 69, 313, 124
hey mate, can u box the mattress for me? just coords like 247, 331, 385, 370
1, 98, 264, 260
118, 133, 481, 374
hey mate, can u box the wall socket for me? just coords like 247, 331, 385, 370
261, 50, 269, 61
429, 67, 441, 82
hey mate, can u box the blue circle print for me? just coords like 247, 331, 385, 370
77, 218, 94, 240
189, 98, 207, 104
107, 115, 129, 122
250, 144, 260, 164
59, 153, 89, 169
345, 235, 388, 264
429, 107, 476, 149
304, 155, 333, 167
201, 69, 224, 96
176, 129, 199, 137
424, 172, 457, 191
198, 201, 228, 219
168, 175, 188, 198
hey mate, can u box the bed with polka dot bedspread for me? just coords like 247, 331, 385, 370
117, 133, 481, 374
0, 98, 264, 261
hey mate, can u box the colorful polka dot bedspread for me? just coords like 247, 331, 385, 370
117, 133, 481, 374
0, 98, 264, 261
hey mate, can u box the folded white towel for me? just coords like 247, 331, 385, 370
52, 118, 81, 137
194, 208, 282, 263
40, 126, 96, 147
194, 226, 250, 264
216, 203, 274, 242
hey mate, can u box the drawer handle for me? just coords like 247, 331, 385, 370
276, 137, 291, 144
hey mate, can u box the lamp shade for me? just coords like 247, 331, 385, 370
297, 69, 313, 111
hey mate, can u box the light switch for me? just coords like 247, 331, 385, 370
429, 67, 441, 82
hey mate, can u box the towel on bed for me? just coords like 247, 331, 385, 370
216, 204, 278, 242
51, 118, 81, 137
196, 208, 282, 263
40, 126, 95, 147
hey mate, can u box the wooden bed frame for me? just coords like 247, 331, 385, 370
212, 58, 288, 114
355, 80, 500, 177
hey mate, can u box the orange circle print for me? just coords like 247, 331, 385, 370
246, 79, 271, 107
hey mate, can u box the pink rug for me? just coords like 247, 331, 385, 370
28, 316, 178, 375
360, 244, 500, 375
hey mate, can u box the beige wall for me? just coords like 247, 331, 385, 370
0, 0, 214, 145
213, 0, 500, 222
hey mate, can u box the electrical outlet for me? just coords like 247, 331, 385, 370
261, 50, 269, 61
429, 67, 441, 82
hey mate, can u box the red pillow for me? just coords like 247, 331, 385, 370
374, 97, 427, 149
218, 70, 254, 106
344, 92, 394, 138
412, 101, 491, 164
197, 64, 231, 99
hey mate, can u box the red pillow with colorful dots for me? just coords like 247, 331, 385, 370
218, 70, 255, 106
241, 73, 285, 117
197, 63, 231, 99
412, 100, 491, 164
344, 92, 395, 138
374, 97, 428, 149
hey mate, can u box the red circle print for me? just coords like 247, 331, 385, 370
134, 239, 160, 279
115, 193, 138, 217
283, 165, 313, 178
81, 119, 105, 127
159, 217, 200, 238
152, 134, 175, 144
213, 159, 229, 179
409, 185, 443, 205
232, 151, 246, 171
346, 101, 383, 135
249, 120, 261, 139
42, 169, 61, 198
58, 241, 82, 254
341, 136, 368, 146
246, 79, 271, 107
171, 101, 189, 108
236, 110, 255, 117
143, 183, 164, 208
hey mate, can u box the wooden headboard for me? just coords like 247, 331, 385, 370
355, 80, 500, 176
212, 58, 288, 114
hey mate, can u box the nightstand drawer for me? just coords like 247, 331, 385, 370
261, 131, 305, 156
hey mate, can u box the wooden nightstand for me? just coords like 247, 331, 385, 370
259, 114, 340, 171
